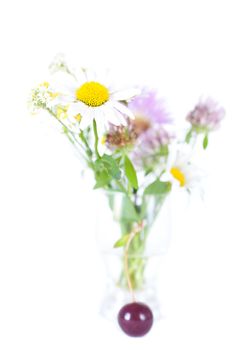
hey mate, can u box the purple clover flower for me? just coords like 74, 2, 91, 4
128, 88, 171, 125
131, 127, 174, 169
126, 88, 173, 170
186, 98, 225, 132
106, 88, 173, 170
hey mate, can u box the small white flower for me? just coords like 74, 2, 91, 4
164, 148, 204, 192
28, 82, 59, 112
57, 69, 139, 131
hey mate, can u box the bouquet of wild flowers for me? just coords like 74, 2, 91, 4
29, 54, 225, 337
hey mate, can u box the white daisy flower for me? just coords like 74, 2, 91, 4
165, 149, 204, 192
58, 69, 139, 131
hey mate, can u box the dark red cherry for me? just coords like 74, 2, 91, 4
118, 302, 153, 337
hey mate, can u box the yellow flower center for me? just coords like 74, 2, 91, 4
170, 167, 186, 187
75, 81, 109, 107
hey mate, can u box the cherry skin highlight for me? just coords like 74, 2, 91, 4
118, 302, 153, 337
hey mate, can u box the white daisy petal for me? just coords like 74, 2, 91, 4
103, 107, 122, 126
92, 107, 105, 123
55, 94, 74, 105
96, 68, 111, 87
67, 103, 83, 116
80, 68, 97, 82
113, 110, 127, 126
79, 110, 94, 130
93, 109, 106, 135
107, 115, 120, 126
52, 77, 77, 96
74, 69, 89, 84
111, 88, 141, 101
112, 101, 135, 119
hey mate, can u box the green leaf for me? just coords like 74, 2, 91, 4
120, 196, 139, 222
101, 154, 121, 180
124, 155, 138, 190
93, 154, 121, 189
94, 170, 111, 189
185, 129, 193, 144
113, 234, 130, 248
203, 134, 208, 150
144, 179, 172, 195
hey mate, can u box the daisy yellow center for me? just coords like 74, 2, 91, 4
170, 167, 186, 187
75, 81, 109, 107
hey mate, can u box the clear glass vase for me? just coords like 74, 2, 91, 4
95, 190, 172, 322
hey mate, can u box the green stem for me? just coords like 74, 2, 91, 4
115, 179, 129, 196
93, 119, 100, 159
118, 226, 147, 290
79, 130, 93, 158
46, 107, 79, 144
46, 107, 93, 165
117, 194, 168, 291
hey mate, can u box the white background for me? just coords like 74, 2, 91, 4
0, 0, 233, 349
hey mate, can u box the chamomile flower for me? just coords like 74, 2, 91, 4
168, 151, 204, 192
58, 69, 138, 131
